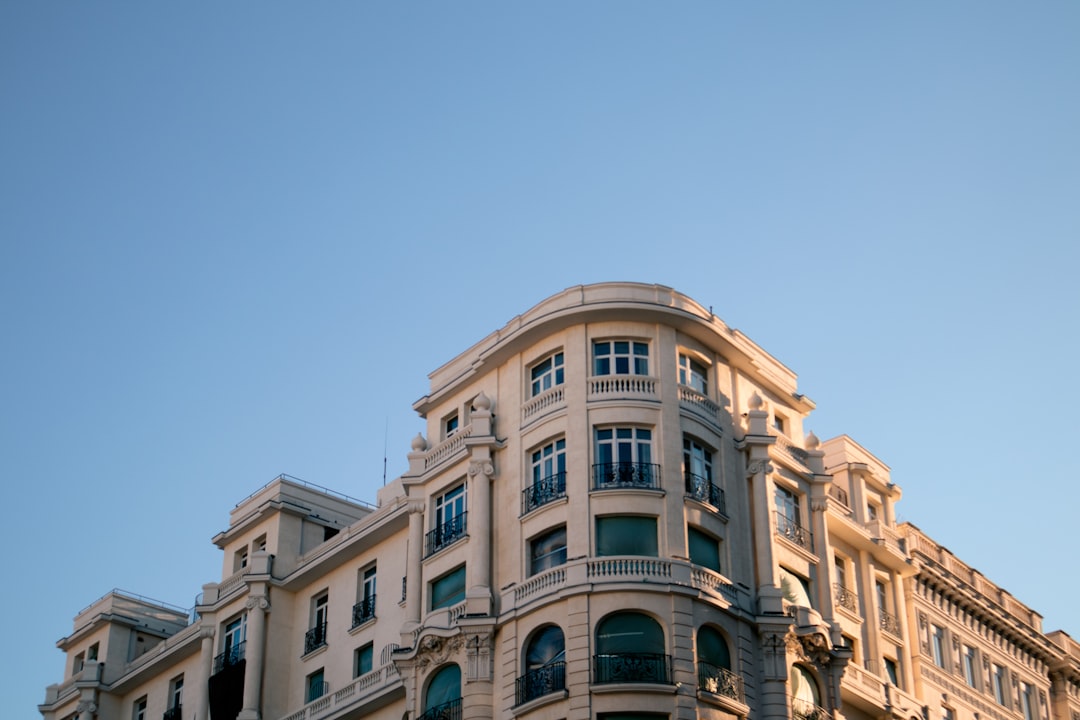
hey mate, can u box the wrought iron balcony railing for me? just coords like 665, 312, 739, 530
515, 662, 566, 705
426, 512, 467, 556
163, 706, 182, 720
522, 472, 567, 514
417, 698, 462, 720
775, 512, 813, 551
304, 622, 328, 654
212, 641, 245, 674
698, 662, 744, 702
792, 696, 831, 720
352, 595, 376, 627
307, 681, 328, 703
592, 653, 672, 684
684, 472, 726, 514
834, 583, 857, 613
879, 608, 901, 636
592, 462, 661, 490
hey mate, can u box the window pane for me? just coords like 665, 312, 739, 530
526, 625, 566, 669
530, 526, 567, 575
596, 516, 658, 557
697, 626, 731, 669
425, 664, 462, 710
596, 612, 664, 654
431, 566, 466, 610
688, 528, 721, 573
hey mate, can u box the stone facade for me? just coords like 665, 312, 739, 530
40, 283, 1080, 720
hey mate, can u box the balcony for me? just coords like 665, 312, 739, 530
522, 472, 567, 515
776, 512, 813, 552
163, 707, 182, 720
593, 653, 672, 684
834, 583, 857, 613
792, 696, 831, 720
417, 698, 462, 720
213, 641, 245, 674
425, 512, 467, 556
304, 622, 328, 655
698, 662, 744, 702
684, 472, 726, 514
879, 609, 901, 636
515, 662, 566, 705
592, 462, 661, 491
352, 595, 376, 628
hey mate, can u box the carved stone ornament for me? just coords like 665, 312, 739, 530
245, 595, 270, 611
76, 701, 98, 714
200, 625, 216, 640
416, 634, 464, 668
407, 499, 426, 515
810, 497, 829, 512
792, 630, 834, 667
747, 460, 773, 476
468, 460, 495, 478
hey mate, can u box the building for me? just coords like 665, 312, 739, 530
40, 282, 1080, 720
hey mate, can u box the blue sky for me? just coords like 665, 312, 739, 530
2, 3, 1078, 716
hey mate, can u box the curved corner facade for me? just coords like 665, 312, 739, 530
40, 283, 1080, 720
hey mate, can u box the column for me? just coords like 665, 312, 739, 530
402, 499, 425, 646
465, 456, 493, 616
237, 590, 269, 720
196, 624, 215, 720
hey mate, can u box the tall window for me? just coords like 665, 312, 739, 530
595, 612, 668, 684
429, 484, 467, 554
993, 664, 1008, 705
791, 666, 820, 717
307, 668, 326, 702
962, 645, 978, 687
133, 697, 147, 720
354, 643, 374, 678
683, 438, 720, 508
424, 665, 462, 718
430, 565, 466, 610
525, 439, 567, 512
531, 352, 564, 396
931, 624, 946, 668
688, 526, 721, 573
884, 657, 899, 686
697, 626, 740, 699
678, 354, 708, 394
593, 340, 649, 376
529, 526, 567, 575
1021, 682, 1035, 720
354, 565, 377, 626
775, 485, 809, 548
517, 625, 566, 705
306, 593, 329, 653
170, 675, 184, 710
224, 614, 246, 656
595, 427, 655, 488
596, 516, 658, 557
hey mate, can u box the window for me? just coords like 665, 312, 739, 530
223, 614, 246, 659
170, 674, 184, 710
931, 624, 946, 668
884, 657, 899, 686
943, 708, 956, 720
596, 516, 658, 557
428, 484, 467, 554
1021, 682, 1035, 720
354, 643, 374, 678
254, 534, 267, 552
352, 565, 377, 627
235, 546, 248, 572
307, 668, 326, 702
424, 664, 462, 717
517, 625, 566, 705
698, 626, 740, 699
87, 643, 98, 661
444, 412, 459, 439
993, 663, 1008, 705
678, 354, 708, 394
594, 427, 655, 488
595, 612, 668, 684
530, 352, 564, 396
772, 413, 786, 435
525, 439, 567, 512
688, 526, 721, 573
529, 526, 567, 576
305, 593, 329, 653
593, 340, 649, 376
779, 567, 814, 609
775, 485, 809, 549
683, 438, 721, 508
962, 645, 978, 687
431, 565, 466, 610
133, 696, 147, 720
791, 666, 821, 718
867, 502, 880, 522
73, 651, 85, 676
877, 581, 900, 635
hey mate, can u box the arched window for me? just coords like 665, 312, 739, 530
697, 627, 742, 701
421, 664, 461, 720
594, 612, 669, 684
516, 625, 566, 705
791, 665, 822, 720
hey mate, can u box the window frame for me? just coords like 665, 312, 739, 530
354, 643, 374, 679
596, 515, 659, 557
529, 525, 568, 576
530, 351, 565, 397
430, 564, 467, 611
678, 353, 708, 394
592, 339, 649, 376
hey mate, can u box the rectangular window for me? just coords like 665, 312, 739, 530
530, 351, 564, 396
170, 675, 184, 710
593, 340, 649, 376
307, 668, 326, 703
963, 645, 977, 687
429, 484, 467, 554
87, 643, 98, 661
73, 652, 85, 676
993, 664, 1008, 705
772, 413, 786, 434
595, 427, 655, 488
224, 614, 246, 653
833, 556, 847, 589
430, 565, 466, 610
688, 526, 721, 573
444, 412, 459, 439
774, 485, 809, 549
596, 516, 658, 557
354, 643, 374, 678
678, 353, 708, 394
944, 708, 955, 720
529, 525, 567, 575
235, 546, 248, 571
305, 593, 329, 653
1021, 683, 1035, 720
526, 438, 567, 513
884, 657, 899, 686
353, 565, 377, 626
133, 697, 147, 720
931, 625, 946, 668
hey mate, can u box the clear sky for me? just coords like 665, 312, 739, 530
2, 2, 1078, 717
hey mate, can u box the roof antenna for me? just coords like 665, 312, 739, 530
382, 417, 389, 486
